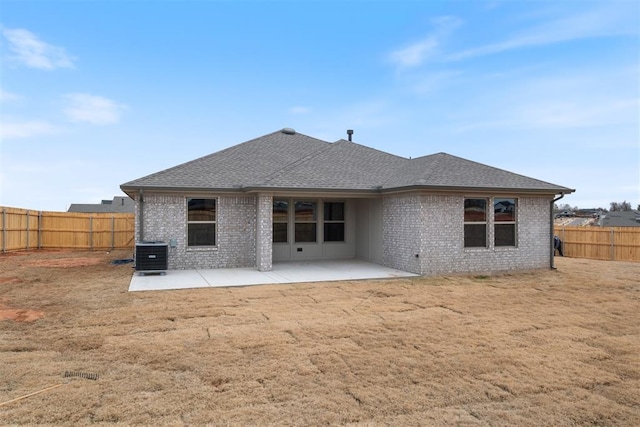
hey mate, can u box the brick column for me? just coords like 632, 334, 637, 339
256, 194, 273, 271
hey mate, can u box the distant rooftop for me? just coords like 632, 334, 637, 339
68, 196, 134, 213
599, 210, 640, 227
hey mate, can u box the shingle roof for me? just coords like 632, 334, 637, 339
600, 211, 640, 227
121, 130, 330, 190
384, 152, 569, 192
252, 139, 407, 190
121, 129, 574, 195
68, 196, 135, 213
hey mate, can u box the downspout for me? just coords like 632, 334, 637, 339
138, 190, 144, 243
550, 193, 564, 269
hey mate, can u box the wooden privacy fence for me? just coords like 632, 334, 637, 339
1, 206, 135, 252
554, 226, 640, 262
2, 206, 638, 260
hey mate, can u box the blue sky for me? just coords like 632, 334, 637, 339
1, 0, 638, 211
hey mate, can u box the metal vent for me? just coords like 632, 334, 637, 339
281, 128, 296, 135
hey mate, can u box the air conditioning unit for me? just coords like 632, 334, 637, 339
135, 241, 168, 275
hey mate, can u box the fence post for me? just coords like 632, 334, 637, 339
610, 228, 615, 261
89, 216, 93, 250
111, 216, 115, 250
2, 208, 6, 253
26, 211, 29, 250
38, 211, 42, 249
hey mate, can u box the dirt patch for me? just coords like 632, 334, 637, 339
0, 307, 45, 322
0, 250, 638, 425
0, 277, 23, 285
0, 298, 44, 322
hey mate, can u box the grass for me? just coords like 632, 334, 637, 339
1, 250, 639, 426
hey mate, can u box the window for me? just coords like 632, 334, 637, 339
273, 200, 288, 243
324, 202, 345, 242
295, 201, 317, 242
187, 198, 216, 246
495, 198, 517, 246
464, 198, 487, 248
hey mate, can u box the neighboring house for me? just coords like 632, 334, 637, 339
120, 128, 574, 275
598, 211, 640, 227
576, 208, 602, 217
68, 196, 135, 213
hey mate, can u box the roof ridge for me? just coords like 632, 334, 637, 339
409, 151, 446, 161
257, 141, 336, 186
431, 152, 569, 188
405, 152, 446, 184
121, 130, 288, 187
121, 129, 332, 188
334, 139, 409, 161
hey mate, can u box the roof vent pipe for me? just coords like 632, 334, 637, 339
347, 129, 354, 141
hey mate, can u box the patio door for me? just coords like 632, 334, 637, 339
272, 198, 354, 261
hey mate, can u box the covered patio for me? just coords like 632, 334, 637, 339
128, 259, 418, 291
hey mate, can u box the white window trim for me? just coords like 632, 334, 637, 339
494, 197, 518, 248
464, 197, 488, 249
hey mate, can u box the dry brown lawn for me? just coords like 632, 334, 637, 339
1, 250, 639, 426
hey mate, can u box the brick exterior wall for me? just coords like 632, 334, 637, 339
382, 194, 423, 274
382, 193, 552, 275
134, 191, 551, 275
136, 194, 257, 269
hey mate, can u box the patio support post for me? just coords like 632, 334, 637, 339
256, 193, 273, 272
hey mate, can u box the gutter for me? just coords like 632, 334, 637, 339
121, 184, 574, 197
550, 193, 565, 269
138, 190, 144, 243
379, 183, 576, 195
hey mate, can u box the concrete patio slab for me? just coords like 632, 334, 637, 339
128, 259, 418, 291
129, 269, 209, 291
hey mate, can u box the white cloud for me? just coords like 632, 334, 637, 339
289, 106, 311, 114
0, 88, 22, 102
455, 94, 638, 134
389, 38, 439, 68
0, 118, 58, 139
63, 93, 127, 125
408, 70, 463, 94
447, 5, 638, 61
2, 28, 75, 70
522, 99, 638, 129
388, 16, 462, 68
339, 100, 399, 128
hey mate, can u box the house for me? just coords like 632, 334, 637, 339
598, 211, 640, 227
68, 196, 135, 213
120, 128, 574, 275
